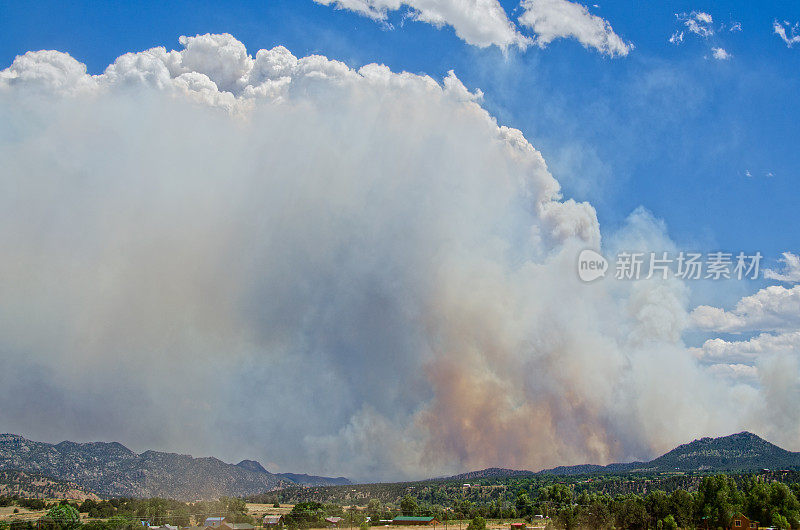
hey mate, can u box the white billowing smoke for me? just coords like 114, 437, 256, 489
0, 34, 793, 480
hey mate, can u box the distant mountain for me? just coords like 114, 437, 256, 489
235, 460, 351, 486
445, 468, 536, 481
644, 431, 800, 472
440, 432, 800, 481
0, 469, 99, 501
538, 432, 800, 476
236, 459, 269, 474
0, 434, 349, 500
274, 473, 351, 486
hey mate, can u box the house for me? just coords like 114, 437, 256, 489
730, 514, 758, 529
391, 517, 440, 526
204, 518, 229, 528
263, 515, 284, 527
510, 523, 526, 530
325, 517, 343, 527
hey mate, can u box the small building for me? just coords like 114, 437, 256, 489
204, 518, 229, 528
510, 523, 526, 530
392, 517, 440, 526
730, 514, 758, 529
263, 515, 284, 527
325, 517, 343, 527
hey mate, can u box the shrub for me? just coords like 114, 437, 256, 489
467, 516, 486, 530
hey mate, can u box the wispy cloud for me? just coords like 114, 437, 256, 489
676, 11, 715, 39
774, 20, 800, 48
669, 30, 684, 45
711, 47, 731, 60
312, 0, 530, 49
312, 0, 632, 57
765, 252, 800, 283
518, 0, 633, 57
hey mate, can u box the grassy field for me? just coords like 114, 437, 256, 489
0, 505, 47, 521
246, 503, 294, 517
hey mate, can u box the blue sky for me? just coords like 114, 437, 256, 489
2, 0, 798, 271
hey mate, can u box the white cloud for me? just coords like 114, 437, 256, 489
669, 31, 684, 45
679, 11, 714, 38
518, 0, 632, 57
692, 331, 800, 364
691, 285, 800, 333
774, 20, 800, 48
670, 11, 716, 46
765, 252, 800, 283
711, 47, 731, 60
312, 0, 530, 49
312, 0, 634, 56
707, 363, 759, 382
694, 12, 712, 24
670, 11, 740, 60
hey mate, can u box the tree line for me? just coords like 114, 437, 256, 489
0, 496, 254, 530
265, 474, 800, 529
3, 472, 800, 529
384, 475, 800, 529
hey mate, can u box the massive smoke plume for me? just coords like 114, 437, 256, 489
0, 34, 796, 481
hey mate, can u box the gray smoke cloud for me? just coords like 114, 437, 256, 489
0, 34, 796, 481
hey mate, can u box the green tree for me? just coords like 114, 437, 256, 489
106, 515, 136, 530
40, 504, 80, 530
555, 506, 578, 530
366, 499, 382, 520
466, 516, 486, 530
696, 475, 742, 529
772, 513, 790, 529
515, 492, 532, 518
613, 495, 647, 530
79, 500, 97, 514
658, 514, 677, 530
286, 501, 325, 528
579, 499, 612, 529
667, 489, 694, 529
400, 496, 418, 516
645, 490, 669, 525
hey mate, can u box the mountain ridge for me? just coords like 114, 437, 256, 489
0, 469, 100, 501
0, 434, 350, 500
447, 432, 800, 480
